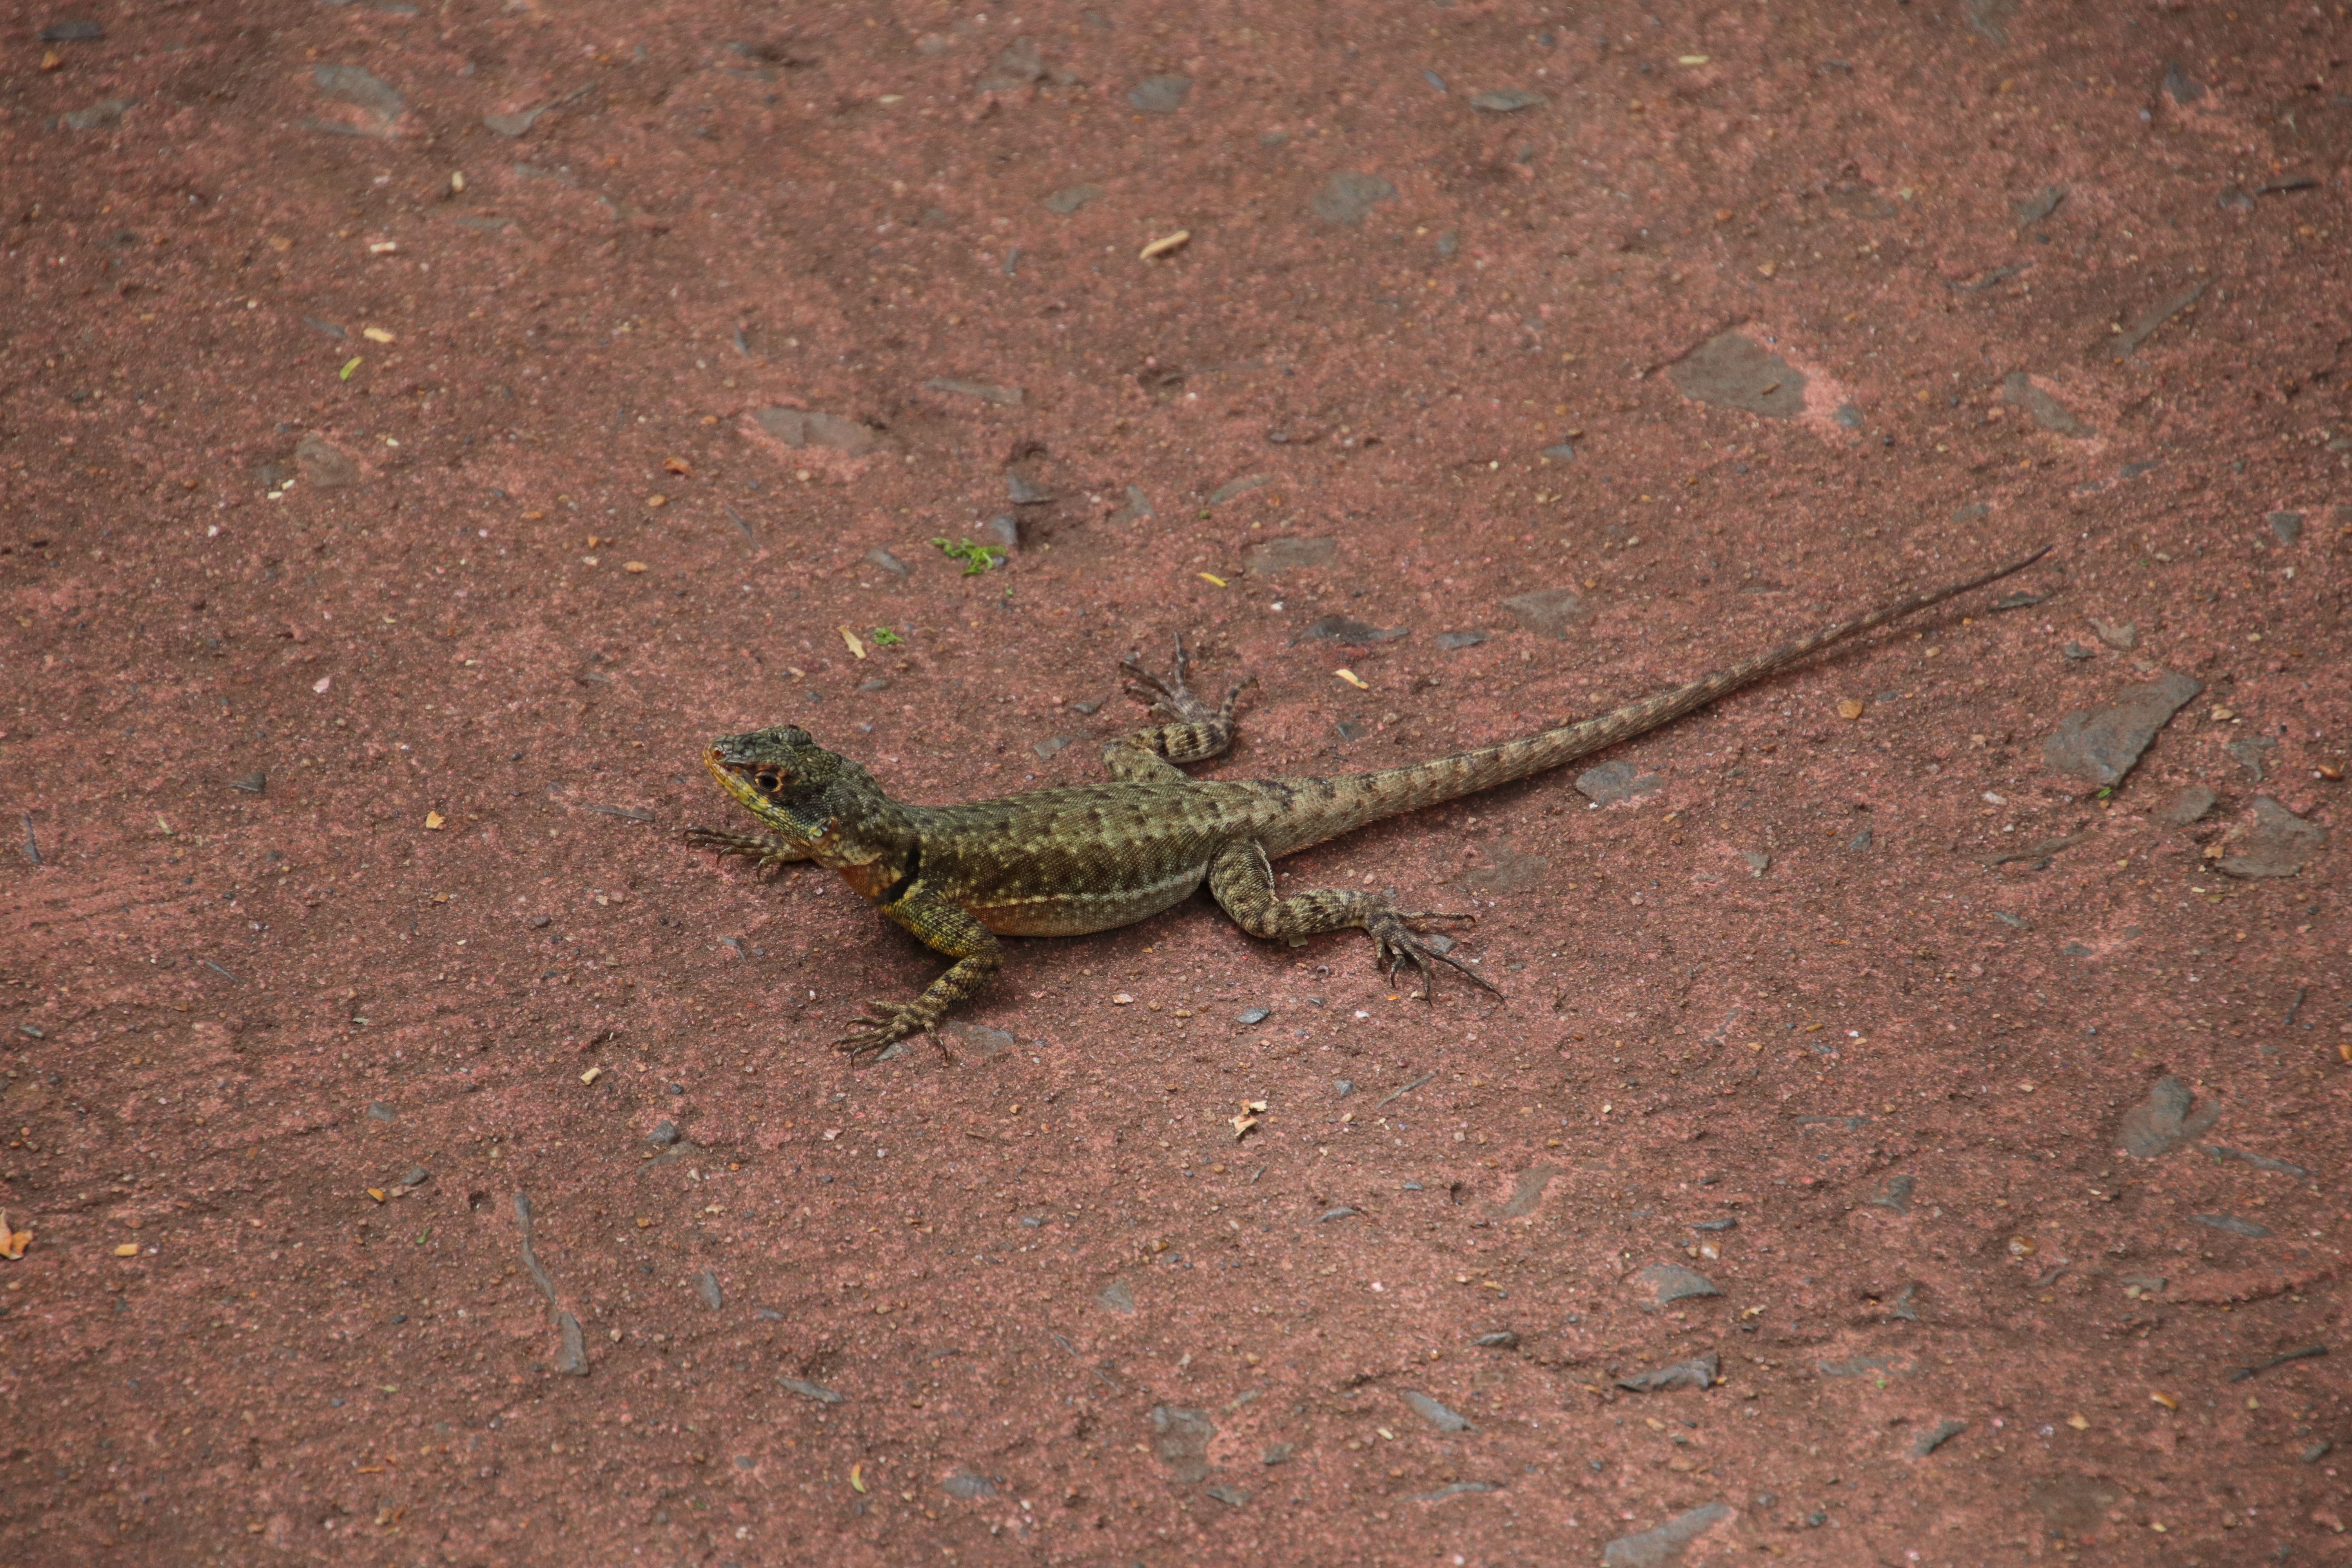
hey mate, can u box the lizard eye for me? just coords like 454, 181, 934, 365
753, 769, 783, 794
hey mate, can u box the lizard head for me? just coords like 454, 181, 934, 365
703, 725, 881, 846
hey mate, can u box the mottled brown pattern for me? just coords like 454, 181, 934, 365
690, 551, 2047, 1056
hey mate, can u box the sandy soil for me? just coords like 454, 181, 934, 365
3, 1, 2348, 1563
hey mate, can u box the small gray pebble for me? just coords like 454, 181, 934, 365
649, 1120, 682, 1147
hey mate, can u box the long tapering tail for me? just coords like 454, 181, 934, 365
1260, 546, 2052, 855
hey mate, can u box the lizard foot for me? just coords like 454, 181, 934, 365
1122, 635, 1249, 727
1368, 909, 1499, 1000
682, 826, 799, 876
833, 1000, 934, 1065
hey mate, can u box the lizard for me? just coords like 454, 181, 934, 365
686, 546, 2049, 1060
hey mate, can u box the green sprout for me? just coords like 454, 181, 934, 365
868, 626, 904, 647
930, 536, 1006, 576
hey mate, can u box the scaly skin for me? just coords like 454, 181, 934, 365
687, 548, 2050, 1061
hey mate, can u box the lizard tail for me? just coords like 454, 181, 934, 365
1261, 546, 2051, 855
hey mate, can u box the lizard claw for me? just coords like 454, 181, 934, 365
833, 999, 928, 1064
1368, 908, 1500, 1000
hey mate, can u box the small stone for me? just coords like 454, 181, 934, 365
2002, 372, 2091, 436
1627, 1262, 1719, 1307
1245, 537, 1337, 575
1539, 442, 1577, 462
1469, 89, 1547, 113
1070, 700, 1101, 715
2217, 186, 2255, 211
1261, 1442, 1296, 1466
1741, 851, 1770, 875
1475, 1330, 1520, 1349
1208, 474, 1273, 506
1150, 1405, 1215, 1482
312, 64, 403, 121
2014, 185, 2066, 225
1866, 1175, 1916, 1213
2154, 786, 2216, 826
1615, 1353, 1718, 1392
64, 97, 134, 131
554, 1311, 590, 1376
229, 770, 268, 794
2203, 1145, 2310, 1178
1236, 1007, 1271, 1025
751, 407, 886, 456
1834, 405, 1864, 429
1109, 484, 1154, 523
1847, 829, 1873, 853
975, 36, 1045, 93
1310, 171, 1397, 226
2118, 1076, 2220, 1159
1501, 586, 1590, 637
366, 1102, 396, 1123
1128, 74, 1192, 113
923, 377, 1024, 407
2225, 735, 2276, 781
1032, 736, 1075, 760
2161, 61, 2206, 105
482, 107, 548, 137
2191, 1213, 2272, 1239
2061, 642, 2095, 662
1576, 760, 1662, 805
1042, 184, 1103, 214
2267, 510, 2305, 546
1203, 1485, 1249, 1507
1098, 1279, 1136, 1314
1333, 1079, 1354, 1098
1457, 845, 1550, 894
982, 515, 1020, 552
1402, 1390, 1474, 1433
1603, 1503, 1733, 1568
1817, 1354, 1904, 1378
1007, 472, 1053, 505
1316, 1205, 1361, 1223
1670, 332, 1806, 418
2301, 1441, 2334, 1465
648, 1120, 682, 1148
1299, 615, 1403, 644
399, 1166, 431, 1188
777, 1376, 844, 1405
40, 18, 104, 41
941, 1470, 998, 1499
295, 432, 364, 489
1435, 631, 1488, 651
2216, 797, 2327, 879
857, 676, 891, 693
1913, 1419, 1968, 1457
1691, 1216, 1738, 1232
865, 546, 908, 578
529, 914, 552, 929
2040, 670, 2202, 788
694, 1269, 724, 1309
2091, 619, 2139, 651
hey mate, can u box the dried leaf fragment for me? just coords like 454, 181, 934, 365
367, 1188, 387, 1203
622, 561, 648, 573
0, 1212, 29, 1260
663, 457, 691, 475
1837, 699, 1866, 720
1197, 572, 1227, 588
840, 626, 867, 659
1336, 668, 1370, 690
1231, 1099, 1268, 1141
1139, 230, 1192, 261
580, 1067, 603, 1085
114, 1243, 140, 1258
361, 326, 397, 344
424, 811, 446, 830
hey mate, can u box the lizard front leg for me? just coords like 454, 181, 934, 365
1206, 839, 1496, 1000
835, 893, 1004, 1062
681, 826, 813, 877
1101, 636, 1252, 783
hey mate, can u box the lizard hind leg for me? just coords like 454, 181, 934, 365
1206, 840, 1499, 1000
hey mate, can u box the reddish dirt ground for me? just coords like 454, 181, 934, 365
4, 2, 2349, 1564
